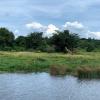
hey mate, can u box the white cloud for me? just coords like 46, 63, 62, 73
63, 21, 88, 38
88, 31, 100, 39
26, 21, 100, 39
26, 22, 59, 37
26, 22, 46, 30
45, 24, 59, 37
63, 21, 84, 30
15, 29, 19, 33
14, 29, 20, 38
63, 21, 100, 39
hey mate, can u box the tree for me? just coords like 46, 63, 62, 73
86, 43, 95, 52
51, 30, 79, 53
26, 32, 43, 50
0, 28, 15, 49
15, 36, 26, 47
79, 38, 96, 52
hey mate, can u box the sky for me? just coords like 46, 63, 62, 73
0, 0, 100, 39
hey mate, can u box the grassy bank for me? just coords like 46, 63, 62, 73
0, 51, 100, 77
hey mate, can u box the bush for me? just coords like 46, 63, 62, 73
86, 44, 95, 52
13, 46, 26, 51
45, 45, 55, 53
2, 47, 12, 51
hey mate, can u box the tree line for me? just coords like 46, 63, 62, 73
0, 27, 100, 52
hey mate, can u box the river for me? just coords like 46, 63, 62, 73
0, 73, 99, 100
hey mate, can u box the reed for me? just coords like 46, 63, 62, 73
50, 65, 72, 75
77, 67, 100, 78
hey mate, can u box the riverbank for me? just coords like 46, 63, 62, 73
0, 51, 100, 77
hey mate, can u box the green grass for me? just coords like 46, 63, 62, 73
0, 51, 100, 75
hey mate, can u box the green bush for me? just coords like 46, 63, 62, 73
86, 44, 95, 52
13, 46, 26, 51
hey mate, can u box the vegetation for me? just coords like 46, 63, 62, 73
0, 27, 100, 52
0, 51, 100, 74
77, 67, 100, 79
51, 30, 79, 52
0, 27, 100, 78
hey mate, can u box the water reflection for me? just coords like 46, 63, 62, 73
0, 73, 100, 100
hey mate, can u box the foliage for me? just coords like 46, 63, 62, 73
51, 30, 79, 52
86, 43, 95, 52
0, 27, 100, 52
0, 52, 100, 73
0, 28, 14, 48
26, 32, 43, 49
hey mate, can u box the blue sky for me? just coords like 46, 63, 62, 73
0, 0, 100, 39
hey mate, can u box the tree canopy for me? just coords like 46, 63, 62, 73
51, 30, 79, 52
0, 27, 100, 52
0, 28, 14, 49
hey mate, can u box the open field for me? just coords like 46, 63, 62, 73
0, 51, 100, 77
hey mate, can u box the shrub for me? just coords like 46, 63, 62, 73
86, 44, 95, 52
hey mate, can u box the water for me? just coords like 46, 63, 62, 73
0, 73, 100, 100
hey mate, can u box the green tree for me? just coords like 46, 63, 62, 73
15, 36, 26, 47
79, 38, 95, 52
0, 28, 15, 49
51, 30, 79, 53
26, 32, 43, 50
